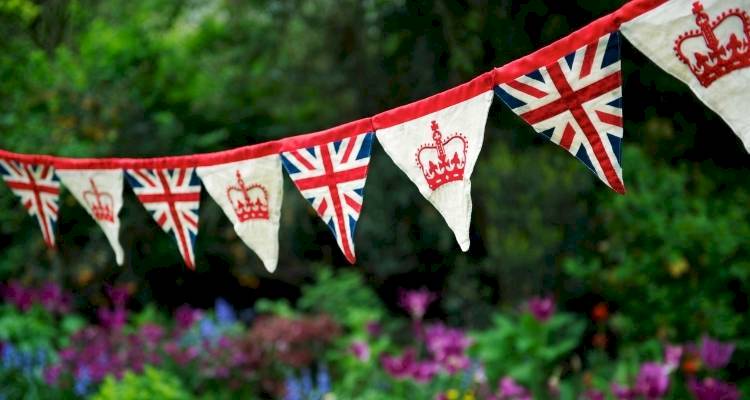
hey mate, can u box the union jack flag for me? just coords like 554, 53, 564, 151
281, 132, 374, 264
0, 159, 60, 247
495, 32, 625, 193
125, 168, 202, 269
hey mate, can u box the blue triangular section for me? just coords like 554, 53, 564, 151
305, 147, 317, 158
333, 140, 342, 152
348, 215, 357, 237
564, 52, 576, 69
575, 146, 597, 174
326, 218, 337, 237
353, 188, 364, 197
188, 170, 201, 187
539, 128, 554, 139
280, 154, 301, 175
607, 97, 623, 109
601, 32, 620, 69
0, 163, 10, 177
51, 172, 60, 182
494, 86, 526, 109
525, 69, 545, 83
608, 133, 623, 165
356, 132, 374, 160
305, 197, 316, 206
188, 229, 198, 248
124, 172, 144, 189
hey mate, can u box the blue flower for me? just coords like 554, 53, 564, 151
284, 375, 302, 400
316, 364, 331, 395
215, 298, 236, 325
74, 366, 91, 396
2, 344, 19, 369
199, 317, 218, 340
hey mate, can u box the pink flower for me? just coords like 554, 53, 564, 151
106, 285, 130, 308
411, 361, 440, 383
350, 341, 370, 361
634, 362, 670, 399
498, 376, 531, 400
3, 281, 34, 311
97, 306, 127, 331
688, 377, 740, 400
584, 390, 605, 400
527, 296, 555, 322
424, 323, 471, 373
366, 321, 382, 337
175, 304, 200, 330
381, 349, 417, 380
398, 289, 436, 320
611, 383, 637, 400
699, 336, 735, 370
37, 282, 71, 313
664, 344, 683, 372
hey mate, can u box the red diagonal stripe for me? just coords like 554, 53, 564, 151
506, 79, 548, 99
133, 169, 156, 187
157, 170, 195, 269
289, 150, 316, 171
156, 212, 168, 228
293, 166, 369, 191
559, 123, 576, 151
176, 168, 186, 187
596, 110, 623, 127
520, 72, 620, 125
344, 194, 361, 213
579, 42, 598, 79
182, 211, 198, 229
316, 198, 328, 217
340, 137, 358, 164
320, 145, 356, 264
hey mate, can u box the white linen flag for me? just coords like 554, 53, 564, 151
376, 90, 493, 251
57, 169, 125, 265
621, 0, 750, 151
197, 155, 283, 273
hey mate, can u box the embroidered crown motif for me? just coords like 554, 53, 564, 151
226, 170, 269, 222
674, 1, 750, 87
83, 178, 115, 223
415, 120, 467, 191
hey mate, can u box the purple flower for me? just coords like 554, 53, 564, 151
664, 344, 683, 372
498, 376, 531, 400
398, 289, 436, 320
366, 320, 382, 337
138, 323, 164, 344
106, 284, 130, 308
634, 362, 670, 399
688, 377, 741, 400
350, 341, 370, 361
699, 336, 735, 370
97, 306, 127, 331
584, 390, 605, 400
424, 323, 471, 373
3, 281, 34, 311
215, 298, 236, 325
527, 296, 555, 322
175, 304, 200, 330
37, 282, 71, 313
381, 349, 417, 380
611, 383, 637, 400
411, 361, 440, 383
43, 364, 62, 385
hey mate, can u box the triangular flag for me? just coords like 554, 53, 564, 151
281, 132, 374, 264
197, 155, 283, 273
125, 168, 201, 269
375, 91, 493, 252
57, 169, 125, 265
0, 159, 61, 247
622, 0, 750, 152
495, 32, 625, 194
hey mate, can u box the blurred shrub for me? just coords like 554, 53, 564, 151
90, 367, 192, 400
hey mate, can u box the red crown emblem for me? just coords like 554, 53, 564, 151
226, 170, 269, 222
83, 178, 114, 223
674, 1, 750, 87
415, 121, 467, 191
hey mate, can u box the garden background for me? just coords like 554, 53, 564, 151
0, 0, 748, 399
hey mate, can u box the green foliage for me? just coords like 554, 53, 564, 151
564, 148, 750, 343
471, 311, 585, 395
90, 367, 193, 400
299, 268, 385, 329
0, 305, 84, 353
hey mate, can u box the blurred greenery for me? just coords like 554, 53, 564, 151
1, 0, 749, 391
